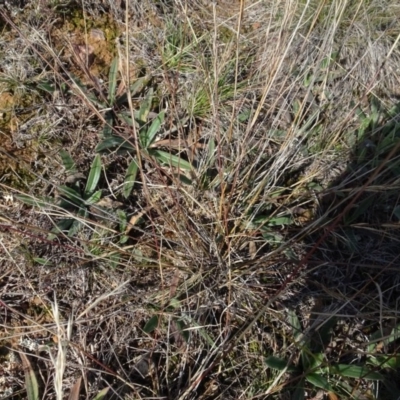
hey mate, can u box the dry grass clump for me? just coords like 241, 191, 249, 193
1, 0, 400, 399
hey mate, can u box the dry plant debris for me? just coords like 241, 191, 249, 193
1, 0, 400, 399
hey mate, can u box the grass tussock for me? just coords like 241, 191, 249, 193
1, 0, 400, 399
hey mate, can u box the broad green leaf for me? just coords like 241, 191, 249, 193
117, 209, 129, 244
175, 318, 190, 343
383, 322, 400, 346
309, 317, 337, 353
84, 189, 102, 205
141, 111, 165, 148
116, 209, 127, 232
20, 353, 39, 400
150, 149, 192, 170
119, 234, 129, 244
68, 209, 88, 237
59, 150, 77, 174
37, 80, 55, 94
266, 215, 293, 227
306, 373, 332, 391
307, 352, 325, 370
369, 355, 400, 369
91, 387, 110, 400
119, 110, 140, 128
48, 218, 74, 239
108, 56, 119, 105
329, 364, 384, 380
102, 110, 114, 139
85, 154, 102, 195
96, 136, 135, 153
238, 108, 251, 122
292, 380, 305, 400
260, 229, 284, 245
206, 137, 216, 168
168, 298, 181, 309
265, 355, 297, 372
58, 185, 84, 206
301, 347, 314, 371
116, 75, 151, 106
143, 315, 159, 333
137, 88, 153, 123
123, 158, 138, 199
16, 194, 53, 208
287, 309, 302, 340
176, 173, 193, 185
109, 252, 121, 269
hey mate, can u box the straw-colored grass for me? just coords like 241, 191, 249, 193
1, 0, 400, 399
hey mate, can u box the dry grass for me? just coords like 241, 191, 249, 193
1, 0, 400, 399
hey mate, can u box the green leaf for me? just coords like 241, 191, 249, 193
67, 208, 87, 237
37, 80, 56, 94
207, 137, 216, 166
301, 347, 314, 371
16, 194, 53, 208
108, 56, 119, 105
329, 364, 384, 380
102, 110, 114, 139
150, 149, 192, 170
260, 229, 284, 245
143, 315, 159, 333
176, 173, 193, 185
287, 309, 302, 340
266, 215, 293, 227
308, 352, 325, 370
264, 355, 289, 370
383, 322, 400, 346
85, 154, 102, 195
48, 218, 74, 239
84, 189, 102, 205
96, 136, 135, 153
369, 355, 400, 369
238, 108, 251, 122
265, 355, 297, 372
59, 150, 77, 174
20, 353, 39, 400
68, 219, 83, 237
175, 318, 190, 343
309, 317, 337, 353
91, 387, 110, 400
123, 158, 138, 199
116, 75, 151, 106
292, 380, 305, 400
58, 185, 84, 206
117, 209, 127, 231
109, 252, 121, 269
141, 111, 165, 149
305, 373, 332, 391
137, 88, 153, 123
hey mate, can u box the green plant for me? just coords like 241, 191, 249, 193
71, 56, 194, 197
51, 151, 103, 237
265, 310, 400, 397
17, 151, 103, 238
